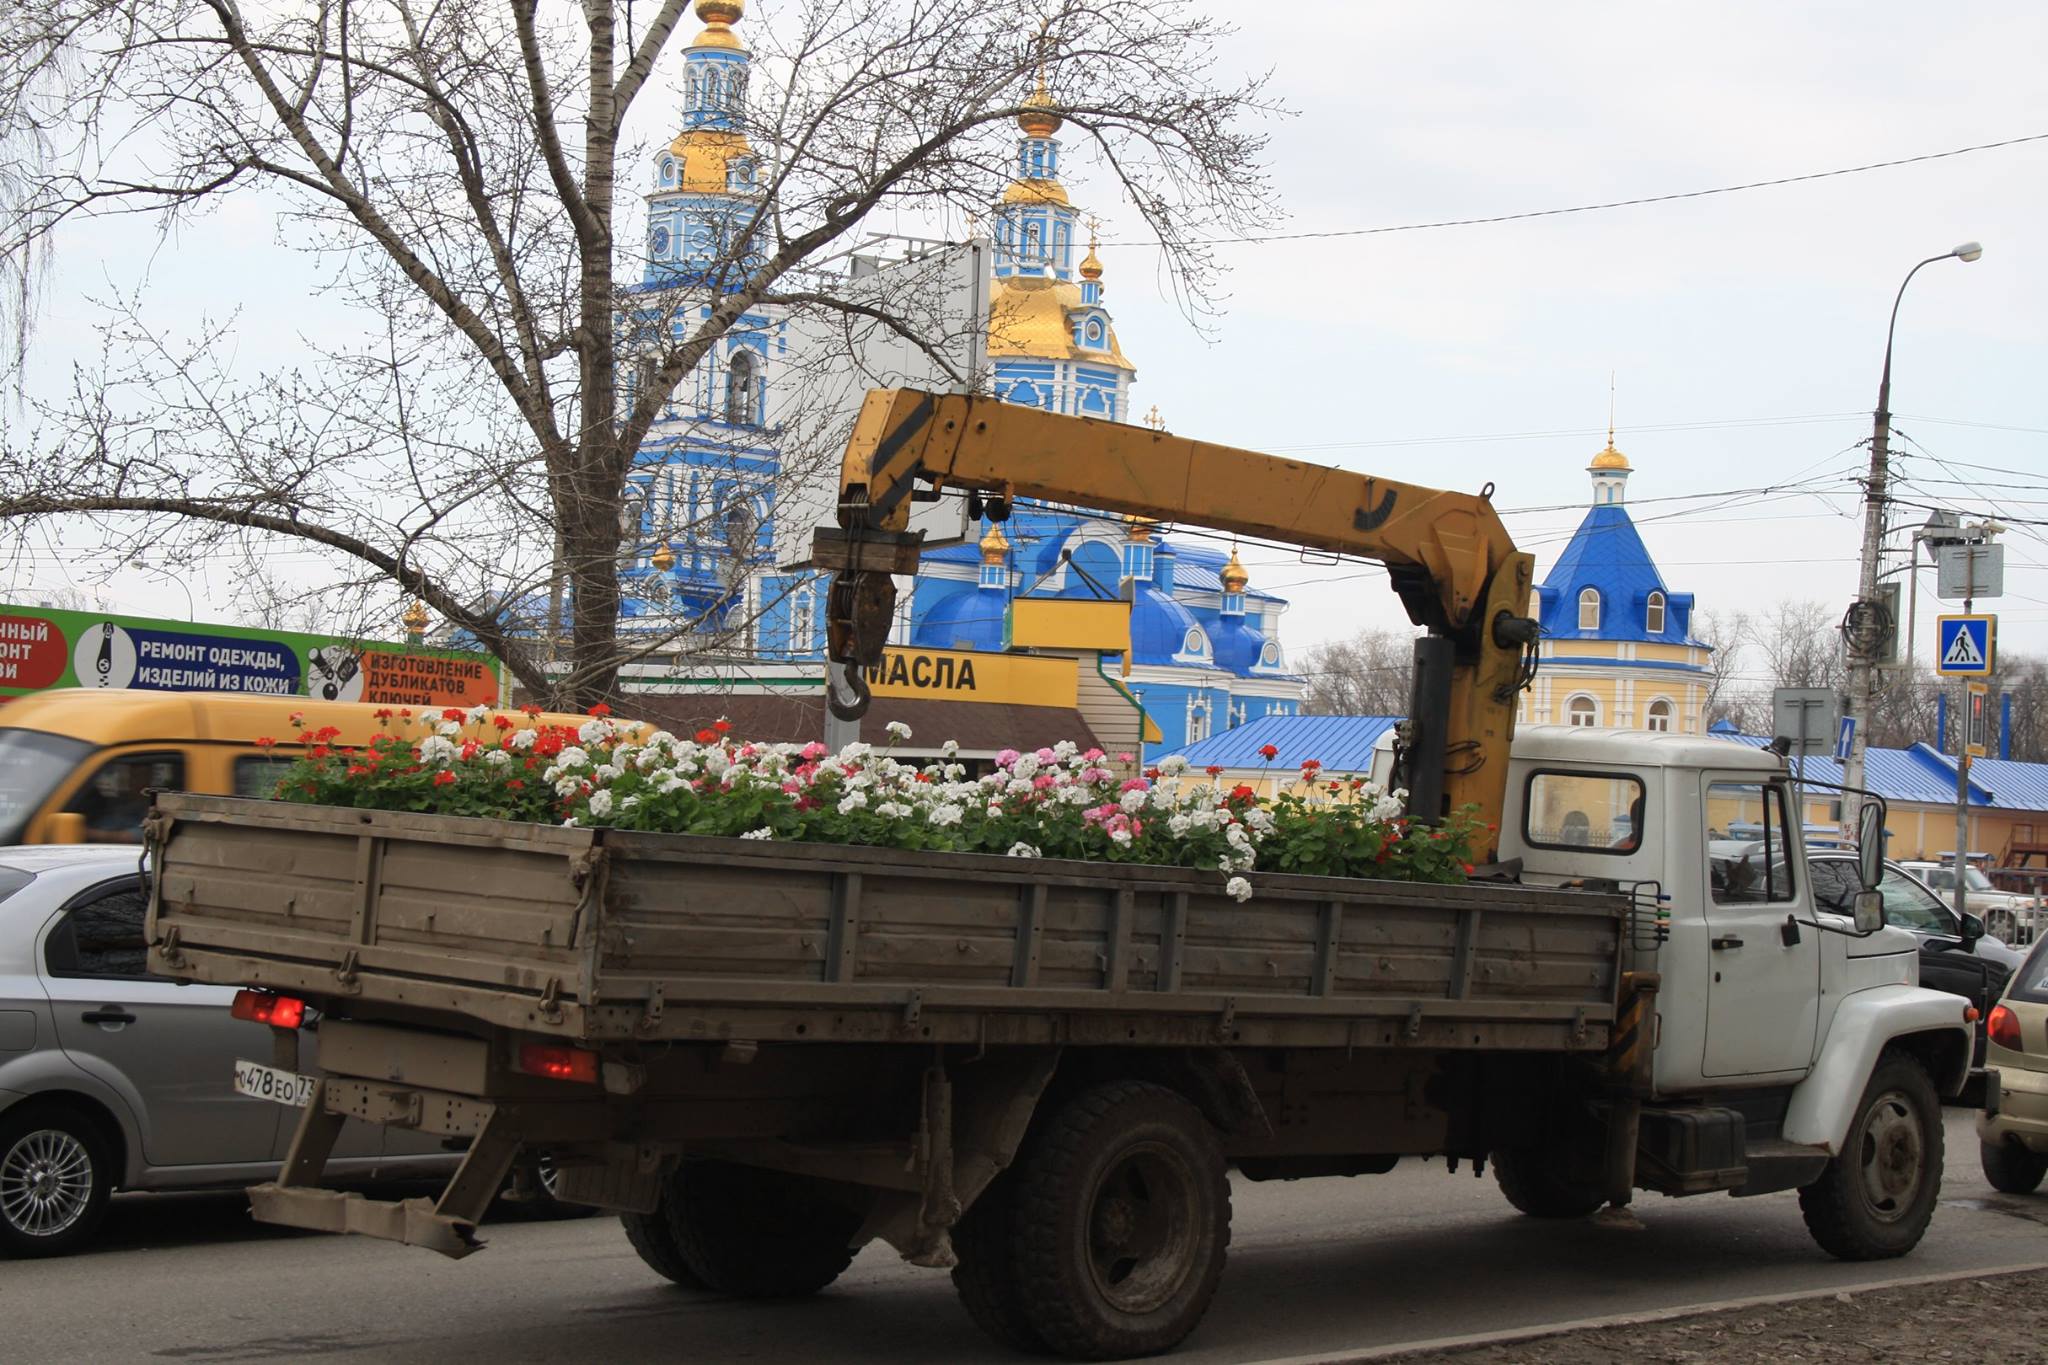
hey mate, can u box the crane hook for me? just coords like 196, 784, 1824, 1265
826, 664, 871, 721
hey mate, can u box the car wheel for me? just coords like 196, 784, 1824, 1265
1980, 1137, 2048, 1195
0, 1103, 114, 1258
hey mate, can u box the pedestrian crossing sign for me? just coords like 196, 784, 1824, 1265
1936, 615, 1995, 675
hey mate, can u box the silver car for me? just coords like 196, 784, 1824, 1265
0, 846, 453, 1255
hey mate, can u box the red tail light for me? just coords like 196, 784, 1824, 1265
1987, 1004, 2023, 1052
231, 989, 306, 1029
515, 1042, 600, 1083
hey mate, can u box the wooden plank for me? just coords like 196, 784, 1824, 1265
825, 872, 863, 983
1312, 900, 1343, 998
1448, 908, 1483, 1000
348, 834, 383, 947
1158, 892, 1187, 993
1105, 889, 1134, 992
1013, 884, 1045, 988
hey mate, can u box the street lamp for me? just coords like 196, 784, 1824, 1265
128, 557, 196, 621
1842, 243, 1982, 826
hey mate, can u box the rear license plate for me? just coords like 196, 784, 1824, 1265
234, 1060, 315, 1108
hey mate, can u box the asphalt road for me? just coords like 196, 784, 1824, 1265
8, 1110, 2046, 1364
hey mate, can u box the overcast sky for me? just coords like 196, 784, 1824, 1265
12, 0, 2047, 689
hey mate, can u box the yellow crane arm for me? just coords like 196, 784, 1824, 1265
810, 390, 1540, 843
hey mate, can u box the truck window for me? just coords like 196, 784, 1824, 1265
1523, 770, 1644, 855
234, 755, 296, 799
1708, 781, 1795, 904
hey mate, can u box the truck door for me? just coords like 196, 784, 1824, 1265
1701, 778, 1819, 1077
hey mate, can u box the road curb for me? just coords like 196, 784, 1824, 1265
1237, 1259, 2048, 1365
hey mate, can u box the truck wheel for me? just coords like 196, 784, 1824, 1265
666, 1160, 860, 1298
1009, 1081, 1230, 1360
1980, 1137, 2048, 1195
1491, 1147, 1604, 1219
0, 1102, 114, 1259
950, 1173, 1050, 1355
621, 1201, 707, 1289
1798, 1053, 1942, 1260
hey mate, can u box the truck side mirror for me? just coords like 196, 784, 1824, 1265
1959, 912, 1984, 947
1852, 889, 1885, 934
1855, 804, 1885, 890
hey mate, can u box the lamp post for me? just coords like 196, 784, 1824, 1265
1842, 242, 1981, 831
128, 558, 196, 621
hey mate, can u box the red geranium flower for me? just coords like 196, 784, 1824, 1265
1301, 758, 1321, 771
1258, 744, 1279, 761
433, 770, 456, 787
695, 728, 718, 744
493, 715, 515, 731
520, 704, 542, 717
588, 702, 611, 717
507, 779, 525, 791
1205, 765, 1224, 777
254, 736, 275, 748
713, 719, 731, 733
442, 707, 466, 722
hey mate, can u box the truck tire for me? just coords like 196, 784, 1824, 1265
1008, 1081, 1230, 1360
1798, 1052, 1942, 1260
0, 1102, 114, 1259
1491, 1147, 1604, 1220
621, 1202, 707, 1288
1980, 1137, 2048, 1195
666, 1160, 860, 1298
950, 1173, 1050, 1355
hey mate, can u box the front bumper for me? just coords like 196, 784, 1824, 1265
1978, 1064, 2048, 1154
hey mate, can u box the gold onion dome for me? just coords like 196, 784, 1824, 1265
1123, 513, 1157, 542
1220, 548, 1249, 591
1018, 72, 1062, 137
1589, 435, 1631, 471
1079, 245, 1104, 280
690, 0, 745, 49
650, 542, 677, 572
979, 522, 1011, 562
401, 599, 430, 633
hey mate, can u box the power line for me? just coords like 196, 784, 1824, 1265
1102, 132, 2048, 248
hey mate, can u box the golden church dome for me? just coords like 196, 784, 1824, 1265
986, 277, 1134, 369
1123, 513, 1157, 542
979, 522, 1011, 563
1079, 246, 1103, 280
664, 128, 755, 193
690, 0, 746, 49
1001, 177, 1070, 206
1018, 71, 1062, 137
1220, 548, 1249, 591
1589, 438, 1631, 472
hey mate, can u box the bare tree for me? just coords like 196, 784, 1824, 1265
1300, 627, 1414, 716
0, 0, 1270, 704
1693, 607, 1760, 733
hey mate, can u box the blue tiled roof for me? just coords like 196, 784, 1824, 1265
1710, 733, 2025, 808
1537, 504, 1703, 647
1159, 715, 1399, 772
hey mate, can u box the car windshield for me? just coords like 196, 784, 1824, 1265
2012, 939, 2048, 1006
0, 729, 94, 845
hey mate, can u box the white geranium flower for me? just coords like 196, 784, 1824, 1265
837, 791, 868, 814
1119, 789, 1147, 812
929, 803, 964, 827
1007, 778, 1035, 798
555, 778, 581, 799
436, 720, 460, 738
942, 739, 960, 757
557, 746, 590, 769
509, 729, 537, 751
418, 735, 458, 767
1158, 755, 1189, 776
578, 719, 614, 745
741, 827, 774, 840
1168, 813, 1192, 837
1006, 842, 1040, 857
838, 741, 872, 761
1109, 828, 1133, 846
876, 801, 911, 819
562, 816, 579, 827
885, 720, 913, 740
621, 795, 641, 809
1012, 753, 1040, 780
466, 704, 491, 724
1052, 740, 1077, 760
594, 764, 623, 783
1225, 876, 1253, 903
587, 790, 614, 819
484, 750, 511, 769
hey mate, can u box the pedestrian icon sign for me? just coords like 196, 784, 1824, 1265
1935, 615, 1995, 676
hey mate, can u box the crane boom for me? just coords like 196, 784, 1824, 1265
810, 390, 1540, 848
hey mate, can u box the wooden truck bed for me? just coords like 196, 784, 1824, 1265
146, 794, 1630, 1053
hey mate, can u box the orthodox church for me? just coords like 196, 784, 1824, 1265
903, 79, 1303, 756
600, 0, 1304, 757
1516, 429, 1714, 733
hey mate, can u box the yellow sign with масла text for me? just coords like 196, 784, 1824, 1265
862, 647, 1077, 708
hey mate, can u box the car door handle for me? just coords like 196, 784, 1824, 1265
1711, 936, 1744, 951
81, 1007, 137, 1026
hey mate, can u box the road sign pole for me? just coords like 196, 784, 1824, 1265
1951, 587, 1975, 921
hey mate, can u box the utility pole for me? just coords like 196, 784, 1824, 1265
1841, 243, 1981, 833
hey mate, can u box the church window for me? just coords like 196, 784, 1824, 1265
659, 158, 675, 186
1024, 223, 1042, 261
650, 225, 671, 258
1567, 695, 1599, 728
1646, 591, 1666, 634
1182, 627, 1207, 657
1646, 698, 1673, 733
1578, 588, 1600, 631
791, 586, 816, 651
1085, 319, 1104, 344
725, 349, 760, 426
1186, 694, 1213, 743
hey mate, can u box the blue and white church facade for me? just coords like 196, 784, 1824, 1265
612, 11, 1306, 754
904, 88, 1305, 758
